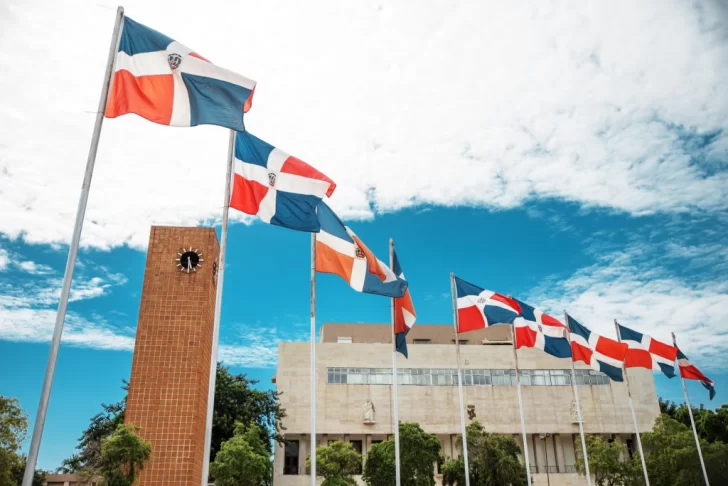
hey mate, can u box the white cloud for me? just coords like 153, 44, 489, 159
528, 243, 728, 370
1, 1, 727, 249
218, 324, 309, 369
16, 260, 54, 275
0, 250, 8, 271
0, 258, 133, 350
0, 306, 135, 351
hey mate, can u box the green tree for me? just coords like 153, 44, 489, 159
306, 440, 362, 486
363, 422, 440, 486
210, 364, 286, 463
441, 421, 527, 486
99, 424, 151, 486
210, 422, 271, 486
10, 459, 46, 486
642, 415, 728, 486
575, 436, 638, 486
659, 398, 728, 445
0, 396, 29, 486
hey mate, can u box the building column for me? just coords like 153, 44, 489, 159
300, 436, 308, 476
554, 434, 566, 472
532, 434, 541, 473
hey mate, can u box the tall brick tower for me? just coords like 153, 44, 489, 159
126, 226, 219, 485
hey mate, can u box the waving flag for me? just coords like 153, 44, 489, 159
617, 323, 677, 378
393, 250, 416, 358
454, 277, 520, 333
567, 315, 628, 382
230, 131, 336, 232
513, 299, 571, 358
316, 203, 407, 298
106, 17, 256, 130
677, 348, 715, 400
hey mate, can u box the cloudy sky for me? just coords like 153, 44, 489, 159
1, 0, 727, 470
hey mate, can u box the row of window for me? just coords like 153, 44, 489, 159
326, 367, 611, 386
336, 337, 467, 345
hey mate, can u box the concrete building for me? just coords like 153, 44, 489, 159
273, 323, 660, 486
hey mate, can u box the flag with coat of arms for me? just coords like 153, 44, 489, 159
230, 131, 336, 233
315, 202, 407, 299
106, 17, 256, 130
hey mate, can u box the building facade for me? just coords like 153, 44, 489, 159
273, 323, 660, 486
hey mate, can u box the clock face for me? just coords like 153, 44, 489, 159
176, 248, 204, 273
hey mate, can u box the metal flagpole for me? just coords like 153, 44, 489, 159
23, 7, 125, 485
672, 332, 710, 486
390, 239, 402, 486
566, 311, 592, 486
449, 273, 471, 486
614, 320, 650, 486
510, 325, 532, 485
200, 130, 235, 486
310, 233, 317, 485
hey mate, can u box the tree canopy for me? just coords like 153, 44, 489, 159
642, 415, 728, 486
363, 422, 441, 486
575, 435, 638, 486
210, 422, 271, 486
307, 440, 362, 486
660, 398, 728, 445
99, 424, 151, 486
1, 395, 45, 486
442, 421, 527, 486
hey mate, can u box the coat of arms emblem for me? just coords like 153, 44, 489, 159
477, 297, 486, 304
355, 247, 365, 259
268, 172, 277, 187
167, 53, 183, 70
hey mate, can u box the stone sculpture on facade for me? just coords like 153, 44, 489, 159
363, 399, 376, 424
570, 399, 580, 423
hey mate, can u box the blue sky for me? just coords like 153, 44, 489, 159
2, 0, 728, 473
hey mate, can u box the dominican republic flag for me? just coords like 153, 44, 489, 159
567, 315, 628, 382
393, 250, 416, 358
677, 348, 715, 400
316, 203, 407, 298
230, 131, 336, 232
513, 299, 571, 358
106, 17, 256, 130
617, 323, 677, 378
454, 277, 519, 333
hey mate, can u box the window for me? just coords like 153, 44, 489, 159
451, 339, 469, 345
337, 337, 353, 343
284, 440, 299, 475
413, 339, 431, 344
325, 367, 610, 387
350, 440, 363, 474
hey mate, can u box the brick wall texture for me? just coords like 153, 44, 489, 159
126, 226, 219, 485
